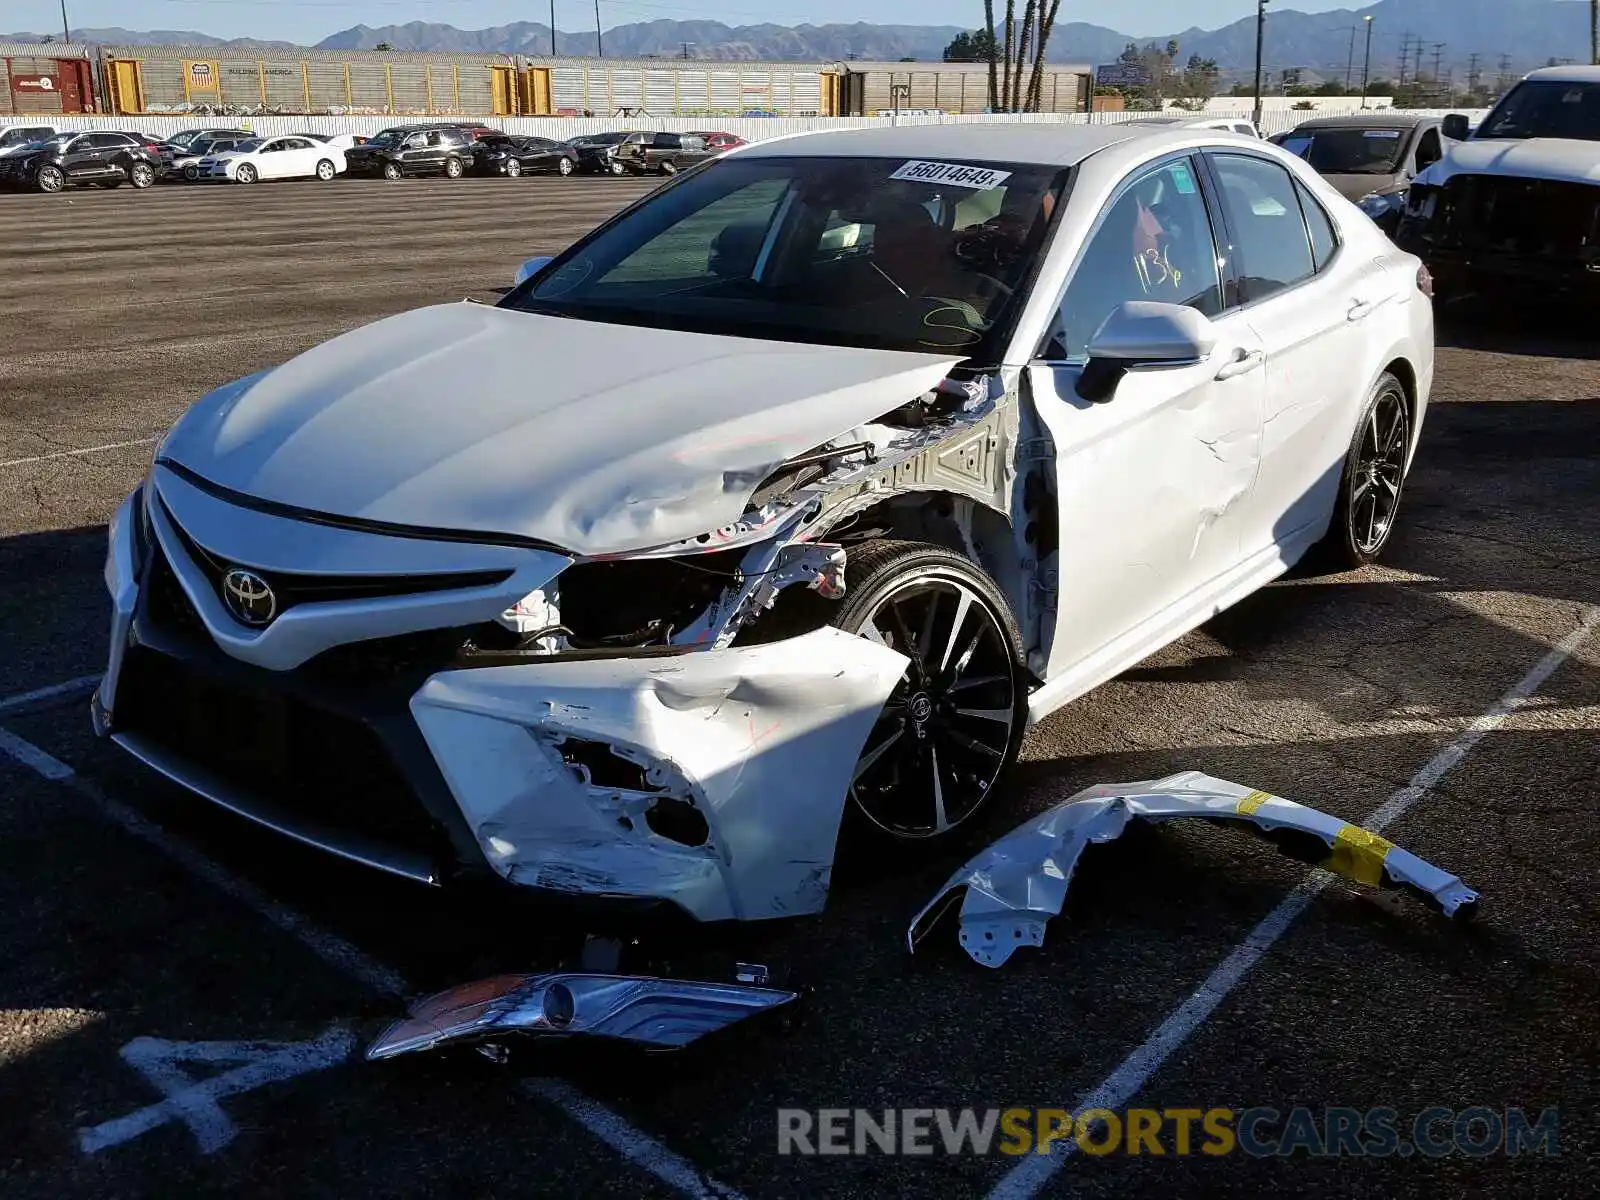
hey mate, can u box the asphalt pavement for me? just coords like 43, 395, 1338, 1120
0, 176, 1595, 1199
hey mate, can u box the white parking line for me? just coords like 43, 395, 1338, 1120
0, 674, 100, 715
0, 437, 158, 470
0, 720, 743, 1198
989, 604, 1600, 1200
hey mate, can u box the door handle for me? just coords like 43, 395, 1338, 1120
1347, 297, 1375, 321
1214, 348, 1264, 381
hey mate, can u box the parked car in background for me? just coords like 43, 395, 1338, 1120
343, 125, 476, 179
687, 131, 748, 152
452, 123, 503, 143
1124, 113, 1261, 138
101, 125, 1433, 921
1396, 65, 1600, 300
471, 134, 577, 177
0, 125, 59, 157
169, 133, 254, 181
195, 135, 346, 184
1277, 114, 1451, 232
297, 131, 370, 151
614, 131, 714, 175
566, 131, 650, 175
158, 127, 251, 172
0, 130, 163, 192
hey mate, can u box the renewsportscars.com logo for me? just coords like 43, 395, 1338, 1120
777, 1106, 1560, 1158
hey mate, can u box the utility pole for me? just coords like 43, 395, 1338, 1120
1431, 41, 1445, 86
1496, 53, 1513, 93
1396, 31, 1411, 86
549, 0, 556, 56
1360, 14, 1374, 108
1467, 52, 1481, 97
594, 0, 604, 57
1592, 0, 1598, 65
1346, 24, 1357, 90
1252, 0, 1269, 129
59, 0, 71, 43
680, 42, 694, 59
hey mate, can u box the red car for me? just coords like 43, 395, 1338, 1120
688, 131, 746, 152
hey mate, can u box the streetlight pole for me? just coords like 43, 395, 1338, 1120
1346, 25, 1357, 91
549, 1, 556, 57
594, 0, 604, 58
1252, 0, 1269, 130
1359, 14, 1374, 109
59, 0, 71, 43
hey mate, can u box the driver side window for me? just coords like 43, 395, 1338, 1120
1049, 156, 1223, 361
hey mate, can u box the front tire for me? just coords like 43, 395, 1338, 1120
659, 159, 678, 176
444, 156, 464, 179
315, 159, 336, 181
830, 541, 1027, 843
183, 164, 200, 181
37, 165, 65, 192
504, 158, 522, 178
235, 163, 258, 184
1311, 372, 1412, 570
608, 158, 626, 176
381, 161, 402, 181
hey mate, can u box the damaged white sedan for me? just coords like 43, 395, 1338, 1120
97, 124, 1434, 924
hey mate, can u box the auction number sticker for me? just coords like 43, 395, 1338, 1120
889, 160, 1012, 190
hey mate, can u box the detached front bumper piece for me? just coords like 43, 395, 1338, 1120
909, 771, 1480, 968
367, 972, 797, 1060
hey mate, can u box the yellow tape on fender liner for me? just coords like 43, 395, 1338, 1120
1235, 789, 1272, 815
1325, 824, 1395, 887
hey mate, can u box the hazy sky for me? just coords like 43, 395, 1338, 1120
18, 1, 1361, 44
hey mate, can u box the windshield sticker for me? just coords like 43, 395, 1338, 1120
1363, 130, 1403, 138
889, 160, 1012, 190
1170, 162, 1197, 194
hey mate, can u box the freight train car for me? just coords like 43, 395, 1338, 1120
829, 60, 1092, 116
0, 43, 99, 115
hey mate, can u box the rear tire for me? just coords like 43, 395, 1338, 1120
660, 159, 678, 175
444, 156, 464, 179
1308, 372, 1412, 571
315, 159, 336, 181
608, 159, 626, 176
828, 541, 1028, 844
129, 162, 155, 189
557, 156, 574, 176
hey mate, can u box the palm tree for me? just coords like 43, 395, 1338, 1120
1026, 0, 1064, 111
984, 0, 999, 110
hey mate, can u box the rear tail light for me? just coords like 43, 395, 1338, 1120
1416, 263, 1434, 298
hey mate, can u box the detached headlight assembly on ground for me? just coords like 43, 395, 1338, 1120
1359, 190, 1407, 220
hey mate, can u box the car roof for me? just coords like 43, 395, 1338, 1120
1525, 64, 1600, 84
736, 122, 1145, 166
1288, 114, 1432, 131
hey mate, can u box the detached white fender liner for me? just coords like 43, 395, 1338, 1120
908, 770, 1480, 968
410, 627, 908, 922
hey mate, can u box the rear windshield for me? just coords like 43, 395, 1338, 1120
503, 154, 1067, 359
1476, 79, 1600, 142
1280, 128, 1408, 174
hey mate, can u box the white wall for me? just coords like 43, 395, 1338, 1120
0, 107, 1489, 142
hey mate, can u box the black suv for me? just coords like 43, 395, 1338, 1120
0, 131, 163, 192
613, 132, 713, 176
343, 125, 475, 179
566, 131, 651, 175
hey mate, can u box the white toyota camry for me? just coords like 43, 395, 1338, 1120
99, 124, 1433, 923
197, 134, 347, 183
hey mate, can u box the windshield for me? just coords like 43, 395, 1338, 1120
1280, 128, 1408, 174
1476, 79, 1600, 141
367, 130, 406, 147
503, 155, 1066, 357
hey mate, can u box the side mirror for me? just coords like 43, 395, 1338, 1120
514, 255, 553, 287
1441, 113, 1470, 142
1076, 301, 1217, 404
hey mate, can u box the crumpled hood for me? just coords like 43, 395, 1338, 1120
1416, 137, 1600, 188
1322, 170, 1407, 201
159, 303, 960, 556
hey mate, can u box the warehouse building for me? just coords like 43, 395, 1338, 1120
0, 43, 99, 115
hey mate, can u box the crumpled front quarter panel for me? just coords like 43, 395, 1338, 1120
411, 628, 908, 921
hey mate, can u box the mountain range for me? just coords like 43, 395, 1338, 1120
6, 1, 1596, 78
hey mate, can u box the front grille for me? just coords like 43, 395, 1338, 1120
1436, 175, 1600, 265
157, 496, 513, 622
116, 645, 453, 863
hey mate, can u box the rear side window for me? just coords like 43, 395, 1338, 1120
1295, 180, 1338, 272
1209, 153, 1315, 303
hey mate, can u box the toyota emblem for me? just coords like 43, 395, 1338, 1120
221, 567, 277, 627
